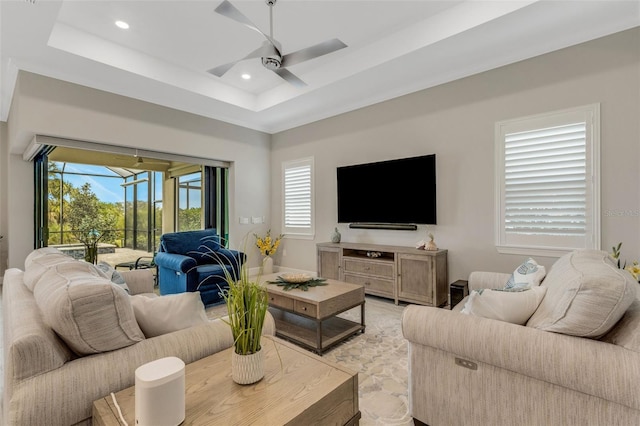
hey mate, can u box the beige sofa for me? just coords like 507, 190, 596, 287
402, 249, 640, 426
2, 248, 275, 426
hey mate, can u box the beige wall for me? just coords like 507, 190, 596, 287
271, 28, 640, 280
0, 121, 7, 277
5, 72, 272, 268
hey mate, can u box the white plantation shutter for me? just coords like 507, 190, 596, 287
283, 158, 314, 237
496, 105, 600, 256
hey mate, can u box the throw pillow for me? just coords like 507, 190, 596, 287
23, 247, 76, 291
461, 286, 547, 325
130, 292, 209, 338
527, 249, 637, 338
95, 261, 130, 294
504, 257, 546, 290
33, 261, 145, 355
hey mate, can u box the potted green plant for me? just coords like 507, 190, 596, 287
220, 256, 269, 385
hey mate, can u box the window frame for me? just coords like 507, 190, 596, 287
282, 157, 315, 240
494, 104, 601, 257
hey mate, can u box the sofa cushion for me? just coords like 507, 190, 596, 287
33, 261, 145, 355
527, 249, 637, 338
461, 286, 547, 325
130, 292, 209, 338
504, 257, 546, 290
23, 247, 76, 291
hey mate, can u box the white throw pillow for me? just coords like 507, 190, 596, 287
461, 286, 547, 325
130, 292, 209, 338
504, 258, 546, 290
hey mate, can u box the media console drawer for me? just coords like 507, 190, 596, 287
343, 273, 394, 297
343, 258, 394, 278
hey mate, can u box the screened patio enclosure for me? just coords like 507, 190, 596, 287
47, 161, 163, 254
33, 142, 230, 268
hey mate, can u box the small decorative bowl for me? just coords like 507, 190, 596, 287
280, 273, 313, 283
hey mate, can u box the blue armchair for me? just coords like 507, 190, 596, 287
155, 229, 244, 306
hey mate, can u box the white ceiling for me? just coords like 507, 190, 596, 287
2, 0, 639, 134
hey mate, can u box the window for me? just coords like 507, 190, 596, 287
282, 157, 314, 238
176, 171, 203, 232
495, 104, 600, 256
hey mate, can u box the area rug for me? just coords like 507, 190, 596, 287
206, 295, 413, 425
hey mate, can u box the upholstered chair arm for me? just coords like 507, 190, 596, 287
401, 305, 640, 411
468, 271, 511, 291
154, 252, 197, 273
119, 269, 155, 295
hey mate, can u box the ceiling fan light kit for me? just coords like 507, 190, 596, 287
209, 0, 347, 87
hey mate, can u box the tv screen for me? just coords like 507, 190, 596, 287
337, 154, 436, 225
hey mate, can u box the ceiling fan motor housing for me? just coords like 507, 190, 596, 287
262, 56, 281, 70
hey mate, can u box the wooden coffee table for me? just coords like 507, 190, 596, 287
93, 336, 360, 425
263, 273, 365, 355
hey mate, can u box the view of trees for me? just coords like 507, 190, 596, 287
48, 163, 125, 247
48, 163, 202, 251
178, 207, 202, 231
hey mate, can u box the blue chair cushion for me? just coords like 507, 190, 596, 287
196, 264, 236, 287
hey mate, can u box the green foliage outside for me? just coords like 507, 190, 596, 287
178, 207, 202, 231
48, 166, 125, 248
66, 183, 120, 262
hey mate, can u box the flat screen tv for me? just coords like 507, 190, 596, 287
337, 154, 436, 225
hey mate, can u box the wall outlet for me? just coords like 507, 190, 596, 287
239, 217, 249, 224
251, 216, 262, 224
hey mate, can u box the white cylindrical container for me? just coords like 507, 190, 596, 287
135, 356, 185, 426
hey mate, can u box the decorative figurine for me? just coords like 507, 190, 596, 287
331, 227, 341, 243
425, 232, 438, 251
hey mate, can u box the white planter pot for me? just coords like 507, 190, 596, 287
231, 349, 265, 385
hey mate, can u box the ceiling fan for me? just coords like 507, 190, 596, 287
208, 0, 347, 87
110, 151, 170, 168
131, 153, 170, 168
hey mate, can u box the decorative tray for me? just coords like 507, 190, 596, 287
268, 275, 328, 291
279, 273, 313, 283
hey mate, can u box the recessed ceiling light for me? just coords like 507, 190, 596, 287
115, 20, 130, 30
241, 73, 251, 80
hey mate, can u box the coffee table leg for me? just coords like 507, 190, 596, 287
317, 319, 323, 355
361, 302, 366, 333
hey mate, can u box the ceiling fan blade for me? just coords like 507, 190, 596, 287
215, 0, 279, 49
208, 43, 278, 77
282, 38, 347, 68
273, 68, 307, 88
208, 61, 239, 78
